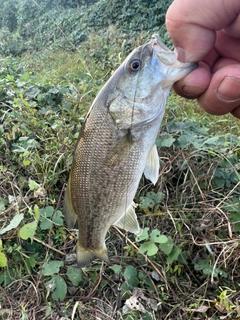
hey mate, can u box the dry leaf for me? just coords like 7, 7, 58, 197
195, 305, 209, 313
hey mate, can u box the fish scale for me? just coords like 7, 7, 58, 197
64, 34, 197, 268
70, 109, 149, 255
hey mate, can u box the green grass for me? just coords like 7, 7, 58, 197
0, 34, 240, 320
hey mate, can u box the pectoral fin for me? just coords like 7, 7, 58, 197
114, 202, 141, 234
106, 131, 134, 166
63, 177, 77, 228
143, 144, 159, 185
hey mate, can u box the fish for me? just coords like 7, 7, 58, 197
64, 34, 196, 268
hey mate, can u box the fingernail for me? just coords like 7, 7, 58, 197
174, 47, 185, 62
217, 77, 240, 102
182, 85, 203, 96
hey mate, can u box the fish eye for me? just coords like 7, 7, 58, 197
128, 59, 141, 71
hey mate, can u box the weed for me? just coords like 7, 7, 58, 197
0, 3, 239, 319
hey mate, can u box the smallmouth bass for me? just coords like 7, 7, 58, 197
64, 34, 196, 268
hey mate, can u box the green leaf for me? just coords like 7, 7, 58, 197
25, 87, 41, 98
0, 269, 16, 286
140, 196, 156, 209
121, 282, 132, 299
154, 191, 165, 202
48, 87, 59, 94
0, 252, 7, 267
26, 256, 36, 269
177, 251, 188, 265
42, 260, 64, 276
201, 136, 220, 147
0, 213, 24, 235
226, 198, 240, 213
177, 134, 188, 148
19, 221, 37, 242
150, 229, 168, 244
109, 264, 122, 275
202, 266, 213, 276
194, 259, 210, 271
166, 246, 182, 264
39, 207, 63, 229
142, 314, 154, 320
40, 206, 54, 217
52, 210, 64, 226
67, 266, 83, 286
40, 206, 54, 230
20, 72, 31, 82
51, 275, 67, 301
139, 191, 165, 209
123, 265, 137, 280
216, 269, 228, 278
233, 224, 240, 232
0, 200, 5, 211
230, 212, 240, 222
139, 241, 158, 256
138, 271, 155, 291
135, 227, 149, 242
40, 218, 52, 230
33, 204, 40, 221
28, 179, 40, 190
123, 265, 138, 287
159, 237, 173, 255
6, 74, 14, 81
23, 159, 31, 166
194, 261, 228, 278
159, 137, 175, 148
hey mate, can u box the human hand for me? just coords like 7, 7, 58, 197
166, 0, 240, 118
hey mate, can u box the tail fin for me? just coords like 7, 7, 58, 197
63, 177, 77, 228
76, 242, 110, 268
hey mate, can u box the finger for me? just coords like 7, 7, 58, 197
215, 31, 240, 62
172, 65, 211, 98
212, 58, 239, 73
231, 105, 240, 118
166, 17, 216, 62
223, 11, 240, 37
166, 0, 240, 61
198, 65, 240, 115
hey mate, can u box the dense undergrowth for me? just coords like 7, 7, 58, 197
0, 1, 240, 320
0, 0, 172, 56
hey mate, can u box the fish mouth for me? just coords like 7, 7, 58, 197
151, 34, 172, 52
151, 34, 197, 72
151, 34, 179, 66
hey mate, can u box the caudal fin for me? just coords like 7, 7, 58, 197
63, 177, 77, 228
76, 242, 110, 268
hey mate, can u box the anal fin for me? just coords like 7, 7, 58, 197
114, 202, 141, 234
143, 144, 159, 185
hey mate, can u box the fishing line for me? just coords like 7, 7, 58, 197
30, 0, 148, 309
116, 40, 150, 309
120, 40, 150, 227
